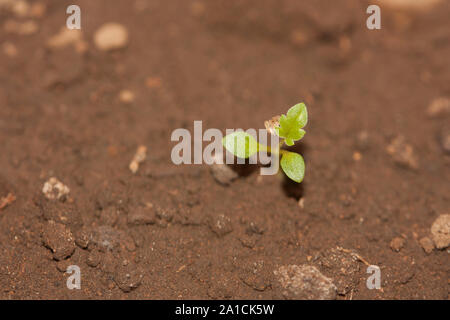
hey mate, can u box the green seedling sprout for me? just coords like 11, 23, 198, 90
222, 103, 307, 183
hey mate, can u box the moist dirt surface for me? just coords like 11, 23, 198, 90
0, 0, 449, 299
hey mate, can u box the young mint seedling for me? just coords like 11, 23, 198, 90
222, 103, 307, 183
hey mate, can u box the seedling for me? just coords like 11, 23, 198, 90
222, 103, 307, 183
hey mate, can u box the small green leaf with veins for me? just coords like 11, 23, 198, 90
280, 151, 305, 183
222, 131, 259, 159
275, 103, 308, 146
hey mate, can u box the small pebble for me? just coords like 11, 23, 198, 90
386, 135, 419, 170
208, 214, 233, 237
94, 23, 128, 51
42, 221, 76, 261
129, 145, 147, 174
113, 265, 144, 292
209, 154, 238, 186
119, 90, 135, 104
430, 214, 450, 249
419, 237, 434, 254
273, 265, 337, 300
390, 237, 405, 252
427, 97, 450, 118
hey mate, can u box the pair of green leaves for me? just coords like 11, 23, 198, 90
222, 103, 307, 183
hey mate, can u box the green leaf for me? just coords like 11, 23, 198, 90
275, 103, 308, 146
280, 151, 305, 183
222, 131, 259, 159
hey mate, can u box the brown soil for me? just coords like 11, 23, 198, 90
0, 0, 449, 299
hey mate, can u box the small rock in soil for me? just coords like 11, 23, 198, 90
430, 214, 450, 249
119, 90, 135, 104
386, 135, 419, 170
74, 228, 90, 249
155, 205, 175, 227
419, 237, 434, 254
94, 23, 129, 51
239, 234, 260, 249
129, 145, 147, 174
127, 206, 156, 225
316, 247, 360, 295
239, 260, 271, 291
273, 265, 337, 300
209, 154, 238, 185
427, 97, 450, 118
42, 177, 70, 201
390, 237, 405, 252
42, 220, 76, 261
208, 214, 233, 237
86, 250, 101, 267
113, 264, 144, 292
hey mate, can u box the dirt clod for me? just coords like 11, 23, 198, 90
113, 264, 144, 292
42, 221, 76, 261
240, 260, 271, 292
317, 248, 361, 295
273, 265, 337, 300
386, 136, 419, 170
419, 237, 435, 254
210, 162, 238, 186
430, 214, 450, 249
390, 237, 406, 252
86, 250, 101, 268
208, 214, 233, 237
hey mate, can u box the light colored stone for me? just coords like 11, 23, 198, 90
273, 265, 337, 300
427, 97, 450, 117
431, 214, 450, 249
94, 23, 128, 51
129, 145, 147, 174
119, 90, 135, 104
42, 177, 70, 201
